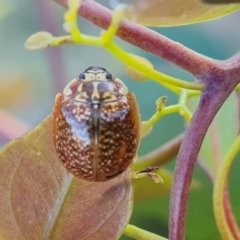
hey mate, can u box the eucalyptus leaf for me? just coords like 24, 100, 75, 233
0, 116, 133, 240
125, 0, 240, 26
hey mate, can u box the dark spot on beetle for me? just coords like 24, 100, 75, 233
79, 73, 85, 80
84, 65, 106, 72
98, 66, 107, 71
105, 169, 124, 179
106, 73, 113, 80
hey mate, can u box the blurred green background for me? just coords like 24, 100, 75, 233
0, 0, 239, 239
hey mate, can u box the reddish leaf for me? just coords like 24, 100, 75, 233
0, 116, 133, 240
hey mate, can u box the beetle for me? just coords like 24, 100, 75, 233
51, 65, 141, 181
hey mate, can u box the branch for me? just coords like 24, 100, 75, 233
169, 73, 240, 240
51, 1, 240, 239
54, 0, 217, 77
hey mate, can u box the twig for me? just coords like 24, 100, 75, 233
50, 1, 240, 239
54, 0, 217, 77
169, 72, 240, 239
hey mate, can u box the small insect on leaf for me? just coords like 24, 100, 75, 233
51, 66, 141, 181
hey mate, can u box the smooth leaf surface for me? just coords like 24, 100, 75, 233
187, 92, 239, 179
126, 0, 240, 26
0, 116, 133, 240
25, 32, 54, 50
25, 32, 72, 50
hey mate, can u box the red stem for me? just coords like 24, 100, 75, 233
169, 66, 240, 239
54, 0, 217, 77
51, 1, 240, 239
223, 187, 240, 240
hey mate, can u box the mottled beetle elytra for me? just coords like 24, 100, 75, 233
51, 65, 141, 181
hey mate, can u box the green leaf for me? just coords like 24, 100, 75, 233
187, 92, 239, 180
0, 116, 133, 240
126, 0, 240, 27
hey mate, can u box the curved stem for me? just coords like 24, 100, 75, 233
106, 43, 204, 91
59, 1, 204, 91
213, 135, 240, 240
54, 0, 217, 77
169, 80, 239, 240
124, 224, 168, 240
50, 1, 240, 240
223, 188, 240, 240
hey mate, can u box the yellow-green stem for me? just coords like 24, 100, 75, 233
124, 224, 168, 240
106, 43, 204, 91
148, 105, 180, 127
213, 135, 240, 240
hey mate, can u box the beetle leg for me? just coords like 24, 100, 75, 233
132, 166, 163, 183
